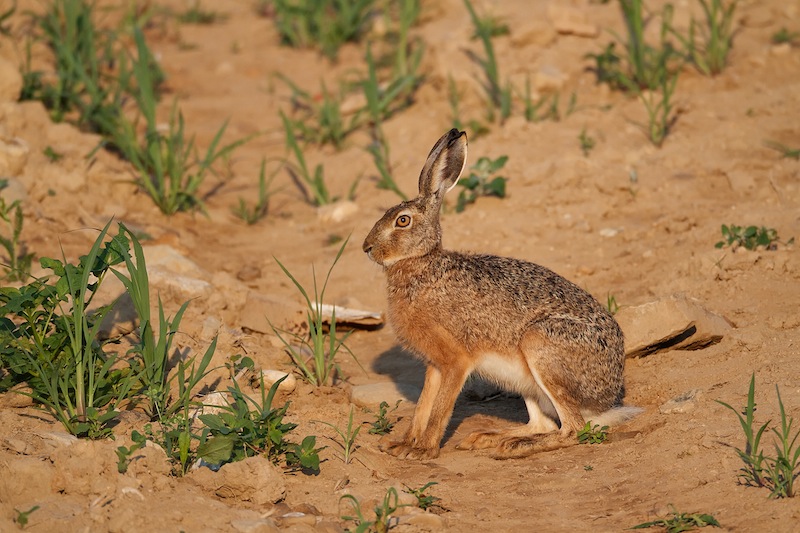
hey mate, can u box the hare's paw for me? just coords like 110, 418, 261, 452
490, 433, 576, 459
379, 439, 439, 460
456, 430, 504, 450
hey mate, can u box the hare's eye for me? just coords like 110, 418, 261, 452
395, 214, 411, 228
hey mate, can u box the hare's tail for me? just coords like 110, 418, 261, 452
583, 405, 644, 428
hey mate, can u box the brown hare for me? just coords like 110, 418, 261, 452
363, 129, 639, 460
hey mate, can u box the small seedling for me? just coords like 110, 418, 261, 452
715, 224, 791, 251
404, 482, 444, 512
0, 1, 15, 37
13, 505, 40, 529
456, 155, 508, 213
341, 487, 404, 533
577, 421, 609, 444
315, 405, 361, 464
0, 191, 33, 282
42, 146, 64, 162
116, 430, 147, 474
763, 141, 800, 160
631, 506, 720, 532
178, 0, 224, 24
670, 0, 738, 76
463, 0, 512, 123
367, 400, 401, 435
606, 294, 620, 315
772, 27, 800, 46
718, 374, 800, 498
367, 130, 407, 201
579, 128, 596, 156
286, 435, 324, 473
639, 73, 678, 147
271, 238, 362, 386
232, 158, 279, 224
280, 110, 331, 205
584, 465, 594, 471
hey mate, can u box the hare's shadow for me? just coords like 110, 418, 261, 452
372, 346, 529, 444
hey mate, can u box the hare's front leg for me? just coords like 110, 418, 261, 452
380, 363, 469, 459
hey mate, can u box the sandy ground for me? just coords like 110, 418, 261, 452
1, 0, 800, 531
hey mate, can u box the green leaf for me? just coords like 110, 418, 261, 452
197, 434, 236, 465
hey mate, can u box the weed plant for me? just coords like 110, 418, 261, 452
280, 110, 332, 205
715, 224, 791, 251
178, 1, 224, 25
13, 505, 40, 529
367, 130, 407, 201
763, 141, 800, 160
315, 405, 361, 464
579, 128, 596, 156
0, 1, 14, 36
197, 375, 322, 472
639, 72, 678, 147
341, 487, 403, 533
587, 0, 677, 92
404, 482, 443, 511
115, 430, 146, 473
577, 421, 610, 444
367, 400, 401, 435
232, 158, 279, 224
271, 0, 377, 60
271, 238, 360, 386
772, 28, 800, 46
110, 225, 216, 419
631, 506, 720, 532
455, 155, 508, 213
0, 190, 33, 282
669, 0, 738, 76
718, 374, 800, 498
0, 220, 135, 437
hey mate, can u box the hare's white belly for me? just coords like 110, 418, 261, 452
474, 352, 539, 397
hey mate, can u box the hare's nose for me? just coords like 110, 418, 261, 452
362, 242, 373, 254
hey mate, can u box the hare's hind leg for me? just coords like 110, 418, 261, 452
490, 331, 588, 459
456, 395, 559, 451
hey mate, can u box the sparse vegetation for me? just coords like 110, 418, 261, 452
0, 188, 33, 282
579, 127, 596, 156
771, 27, 800, 46
455, 155, 508, 213
367, 400, 401, 435
341, 487, 404, 532
404, 481, 444, 511
718, 374, 800, 498
715, 224, 791, 251
197, 375, 322, 472
13, 505, 40, 529
314, 405, 361, 464
631, 506, 720, 532
763, 141, 800, 160
670, 0, 738, 76
232, 158, 279, 225
577, 421, 610, 444
271, 238, 360, 386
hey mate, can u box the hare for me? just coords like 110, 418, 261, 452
362, 129, 640, 460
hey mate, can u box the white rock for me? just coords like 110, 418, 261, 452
260, 369, 297, 393
0, 136, 30, 177
317, 200, 359, 223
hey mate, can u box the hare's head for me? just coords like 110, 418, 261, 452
363, 129, 467, 267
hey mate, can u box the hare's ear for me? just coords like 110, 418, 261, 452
418, 129, 468, 199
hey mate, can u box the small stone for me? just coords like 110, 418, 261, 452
599, 227, 621, 237
143, 244, 206, 277
616, 295, 733, 358
279, 512, 317, 527
230, 518, 280, 533
547, 4, 599, 37
187, 456, 286, 505
398, 510, 446, 529
350, 381, 420, 408
0, 136, 30, 177
534, 65, 568, 92
317, 200, 359, 223
259, 370, 297, 393
660, 389, 703, 414
237, 264, 262, 282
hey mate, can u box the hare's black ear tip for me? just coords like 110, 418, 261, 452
447, 128, 467, 145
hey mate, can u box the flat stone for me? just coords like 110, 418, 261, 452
0, 136, 29, 177
187, 456, 286, 506
547, 4, 600, 37
350, 381, 420, 408
660, 389, 703, 414
616, 295, 733, 358
260, 370, 297, 393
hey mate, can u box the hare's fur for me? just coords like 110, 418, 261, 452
363, 129, 638, 460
